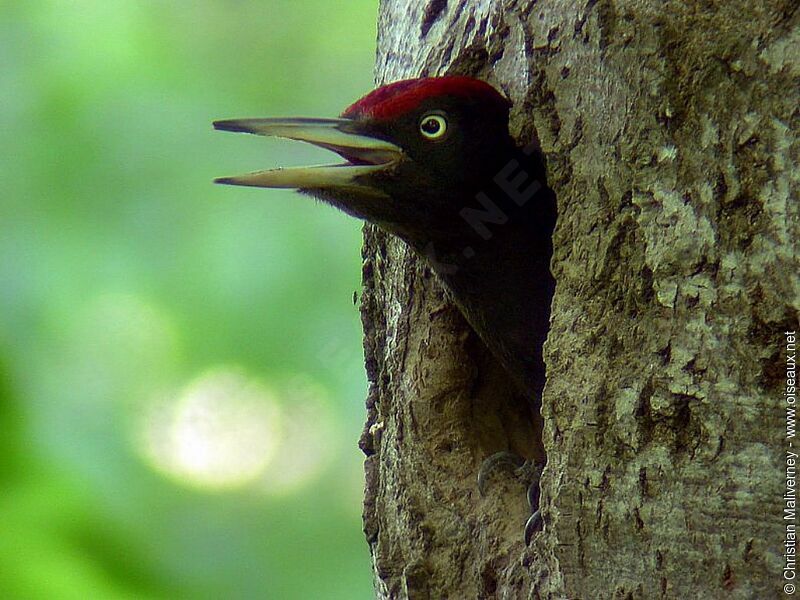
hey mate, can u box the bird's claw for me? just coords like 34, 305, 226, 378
477, 451, 526, 496
524, 510, 543, 545
477, 451, 544, 544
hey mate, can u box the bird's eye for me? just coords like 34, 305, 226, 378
419, 114, 448, 140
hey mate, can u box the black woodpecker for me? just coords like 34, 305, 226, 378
214, 77, 557, 541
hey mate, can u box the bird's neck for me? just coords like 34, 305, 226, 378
413, 149, 556, 399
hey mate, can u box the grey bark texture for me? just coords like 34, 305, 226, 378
358, 1, 800, 598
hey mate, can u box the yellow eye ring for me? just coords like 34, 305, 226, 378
419, 114, 448, 140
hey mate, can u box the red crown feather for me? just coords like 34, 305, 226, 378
342, 76, 511, 121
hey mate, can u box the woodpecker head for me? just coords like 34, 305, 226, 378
214, 77, 518, 248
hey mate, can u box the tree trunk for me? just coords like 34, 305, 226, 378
359, 1, 799, 598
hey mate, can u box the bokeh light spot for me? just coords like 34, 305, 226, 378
139, 367, 281, 490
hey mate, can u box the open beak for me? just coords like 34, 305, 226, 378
213, 118, 402, 189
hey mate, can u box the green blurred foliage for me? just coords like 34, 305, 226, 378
0, 1, 378, 598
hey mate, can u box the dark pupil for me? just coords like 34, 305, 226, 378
422, 118, 440, 135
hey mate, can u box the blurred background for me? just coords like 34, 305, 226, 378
1, 1, 378, 598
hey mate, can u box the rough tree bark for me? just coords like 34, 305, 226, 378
358, 1, 799, 598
